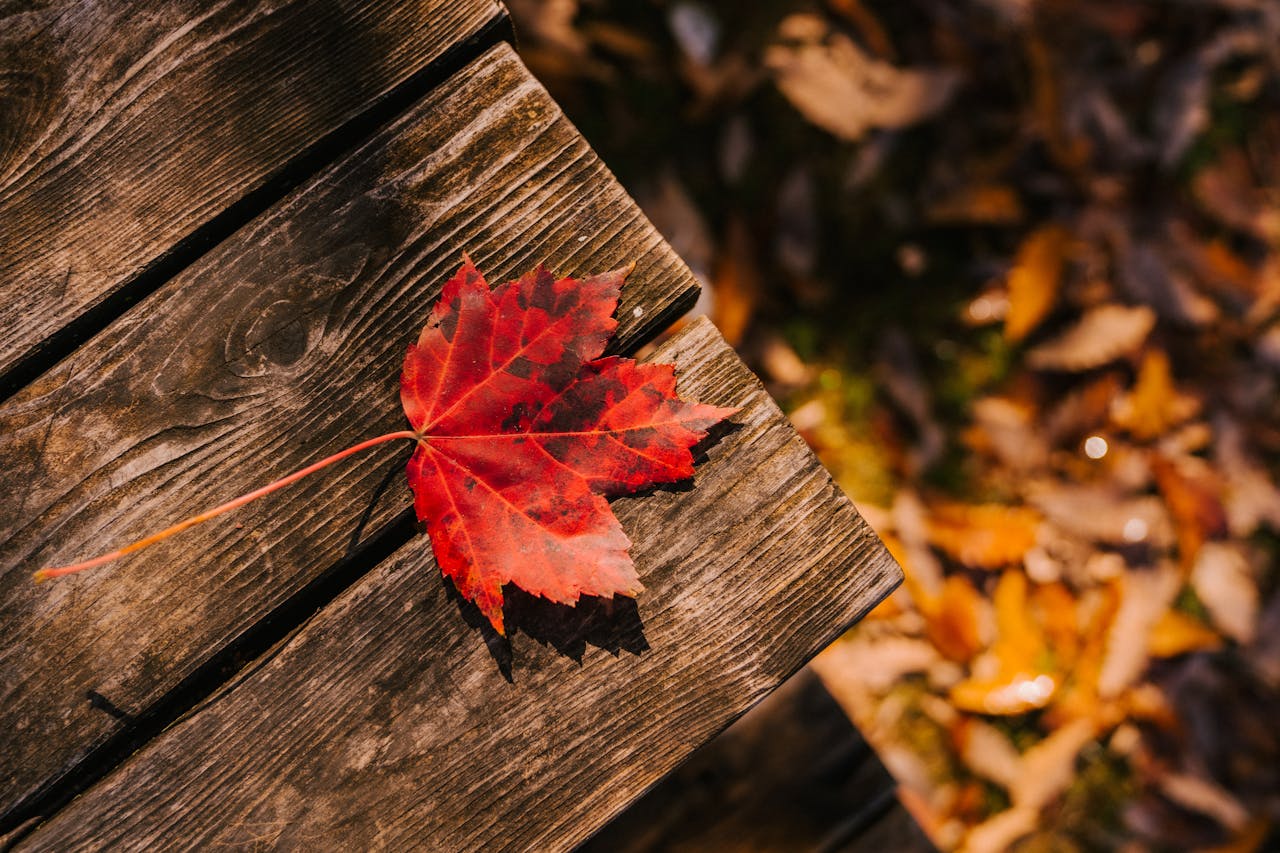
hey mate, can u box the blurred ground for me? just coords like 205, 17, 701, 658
509, 2, 1280, 850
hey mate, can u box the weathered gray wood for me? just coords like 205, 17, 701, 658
19, 318, 901, 851
578, 667, 933, 853
0, 44, 700, 820
0, 0, 506, 383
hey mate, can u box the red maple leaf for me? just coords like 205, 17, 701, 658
35, 258, 735, 637
401, 259, 735, 633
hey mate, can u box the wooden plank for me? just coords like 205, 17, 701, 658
0, 0, 506, 386
577, 667, 932, 852
0, 44, 700, 821
18, 318, 901, 852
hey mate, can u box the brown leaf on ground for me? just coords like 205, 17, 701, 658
1159, 772, 1250, 833
1193, 147, 1280, 244
990, 570, 1045, 675
928, 184, 1024, 226
1151, 452, 1228, 571
1042, 373, 1123, 445
965, 397, 1048, 472
1029, 485, 1175, 550
1191, 542, 1258, 645
959, 806, 1038, 853
893, 490, 946, 599
1214, 414, 1280, 537
765, 14, 958, 142
1012, 718, 1098, 811
817, 636, 940, 694
955, 718, 1021, 789
1098, 563, 1181, 698
1026, 304, 1157, 371
950, 672, 1058, 716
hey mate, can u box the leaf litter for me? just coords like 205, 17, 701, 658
509, 1, 1280, 848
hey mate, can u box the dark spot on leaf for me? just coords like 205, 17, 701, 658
506, 355, 536, 379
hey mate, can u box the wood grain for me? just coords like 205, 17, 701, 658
0, 44, 700, 821
19, 318, 901, 851
578, 667, 933, 853
0, 0, 505, 383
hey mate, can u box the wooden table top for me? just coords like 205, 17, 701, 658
0, 4, 901, 849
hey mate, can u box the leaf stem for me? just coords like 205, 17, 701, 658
34, 430, 421, 582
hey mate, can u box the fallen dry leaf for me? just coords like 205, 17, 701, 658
959, 806, 1039, 853
1098, 563, 1181, 697
1049, 581, 1122, 723
1032, 581, 1080, 670
1029, 485, 1174, 550
925, 503, 1042, 570
1042, 372, 1122, 445
927, 183, 1024, 226
1111, 349, 1201, 441
711, 217, 761, 346
1214, 414, 1280, 537
1005, 224, 1069, 342
1159, 772, 1250, 833
922, 574, 987, 663
1148, 609, 1223, 657
1026, 304, 1156, 371
1191, 542, 1258, 644
1151, 452, 1228, 572
1012, 718, 1097, 811
956, 718, 1021, 789
765, 14, 958, 142
950, 571, 1057, 715
966, 397, 1048, 472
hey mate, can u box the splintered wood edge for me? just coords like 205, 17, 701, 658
24, 318, 901, 852
0, 43, 699, 820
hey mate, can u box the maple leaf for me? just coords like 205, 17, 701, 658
400, 259, 735, 634
34, 258, 735, 637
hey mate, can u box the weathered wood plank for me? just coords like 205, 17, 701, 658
0, 0, 506, 386
0, 44, 699, 821
577, 667, 933, 853
18, 318, 900, 851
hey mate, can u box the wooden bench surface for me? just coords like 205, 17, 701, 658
0, 6, 903, 850
0, 0, 504, 389
21, 317, 898, 851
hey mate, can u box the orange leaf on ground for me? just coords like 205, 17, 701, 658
1032, 581, 1079, 670
1111, 349, 1200, 441
1005, 224, 1069, 342
710, 218, 760, 346
926, 503, 1042, 570
951, 571, 1056, 715
1148, 609, 1223, 657
924, 574, 986, 663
